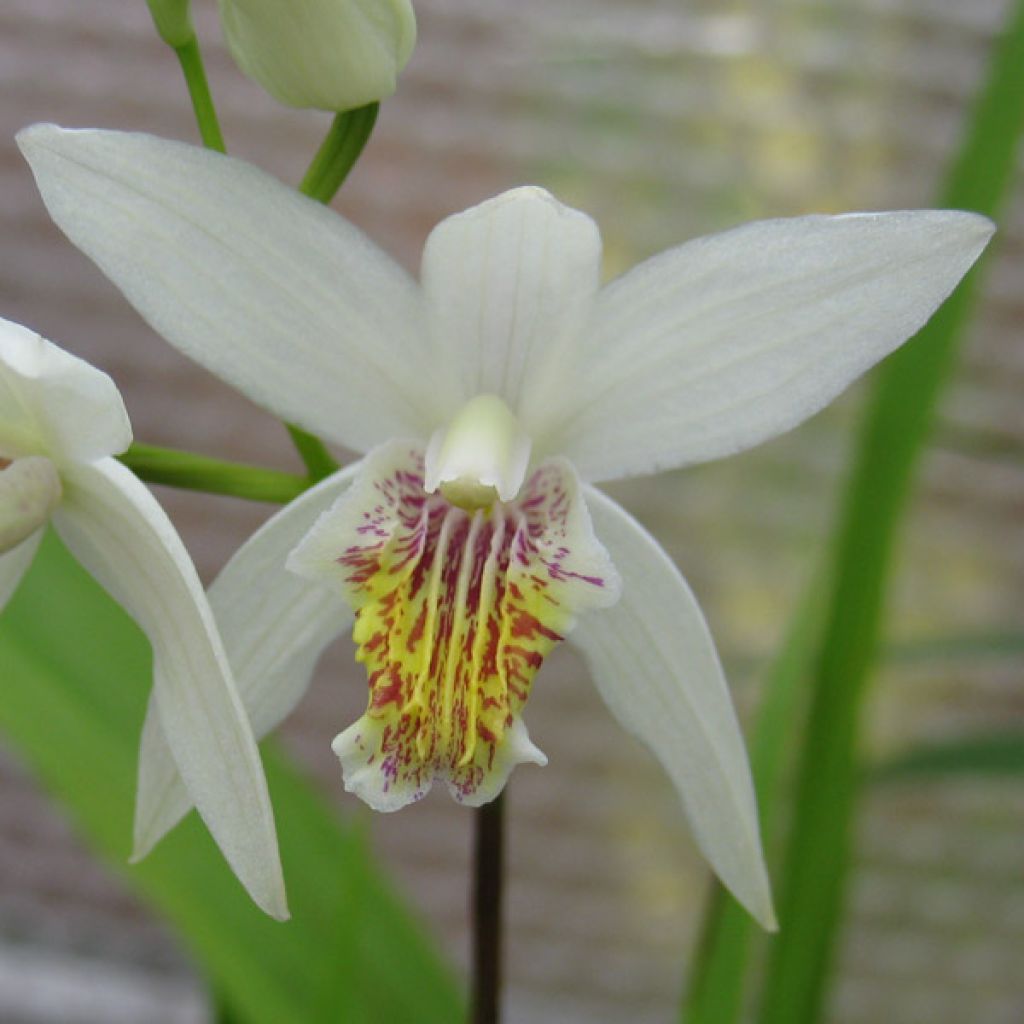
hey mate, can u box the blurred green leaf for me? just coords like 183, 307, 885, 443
0, 530, 462, 1024
682, 580, 823, 1024
886, 631, 1024, 664
757, 5, 1024, 1024
684, 4, 1024, 1022
873, 733, 1024, 781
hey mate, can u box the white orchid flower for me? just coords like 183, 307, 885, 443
18, 124, 993, 928
0, 316, 287, 920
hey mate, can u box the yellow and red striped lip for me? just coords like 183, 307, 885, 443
291, 440, 620, 810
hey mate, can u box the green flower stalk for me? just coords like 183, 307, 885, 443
219, 0, 416, 111
147, 0, 194, 48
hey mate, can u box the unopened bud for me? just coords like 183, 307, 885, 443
147, 0, 194, 49
218, 0, 417, 111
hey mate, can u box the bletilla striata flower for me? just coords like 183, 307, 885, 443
219, 0, 417, 111
18, 124, 993, 927
0, 317, 286, 920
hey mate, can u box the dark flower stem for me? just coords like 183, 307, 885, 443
470, 794, 506, 1024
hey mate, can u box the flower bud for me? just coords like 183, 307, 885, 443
147, 0, 194, 48
0, 456, 62, 553
218, 0, 417, 111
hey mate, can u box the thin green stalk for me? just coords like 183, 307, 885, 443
299, 104, 380, 205
285, 424, 339, 483
120, 443, 308, 503
757, 6, 1024, 1023
174, 35, 226, 153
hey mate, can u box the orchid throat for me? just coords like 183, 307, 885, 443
289, 396, 620, 810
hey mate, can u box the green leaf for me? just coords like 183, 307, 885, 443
756, 5, 1024, 1023
886, 631, 1024, 664
0, 531, 462, 1024
682, 579, 825, 1024
873, 733, 1024, 781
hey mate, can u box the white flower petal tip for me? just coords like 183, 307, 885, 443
572, 487, 775, 930
219, 0, 416, 111
295, 440, 616, 811
0, 315, 131, 463
552, 208, 995, 482
53, 460, 288, 921
132, 466, 360, 857
333, 715, 547, 812
0, 457, 61, 553
17, 123, 432, 455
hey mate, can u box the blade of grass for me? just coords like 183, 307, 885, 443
0, 531, 462, 1024
682, 580, 824, 1023
885, 630, 1024, 664
872, 733, 1024, 781
756, 6, 1024, 1023
683, 6, 1024, 1021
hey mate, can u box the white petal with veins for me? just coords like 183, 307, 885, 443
571, 485, 775, 929
18, 125, 432, 454
53, 459, 287, 920
421, 186, 602, 440
133, 465, 359, 858
549, 211, 994, 481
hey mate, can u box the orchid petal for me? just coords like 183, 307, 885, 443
548, 212, 993, 481
421, 187, 602, 438
133, 465, 359, 857
52, 459, 287, 920
0, 529, 43, 612
17, 124, 433, 453
570, 485, 775, 929
0, 317, 130, 463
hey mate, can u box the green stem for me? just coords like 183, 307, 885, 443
119, 443, 308, 504
299, 104, 380, 205
173, 35, 226, 153
285, 424, 339, 482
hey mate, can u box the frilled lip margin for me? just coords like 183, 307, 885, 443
288, 440, 620, 809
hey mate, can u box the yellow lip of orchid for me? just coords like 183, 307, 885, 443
289, 436, 619, 810
18, 122, 995, 929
